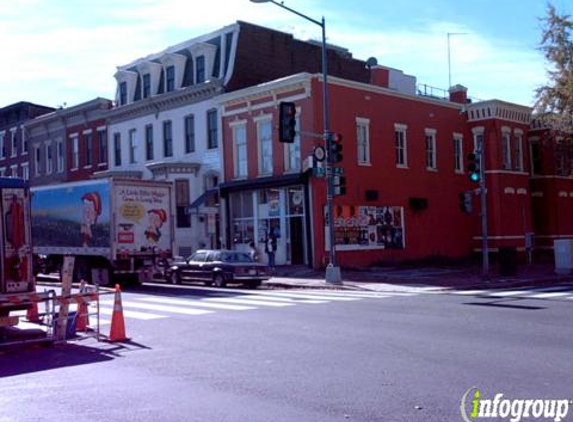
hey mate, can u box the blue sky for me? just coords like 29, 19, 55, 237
1, 0, 569, 109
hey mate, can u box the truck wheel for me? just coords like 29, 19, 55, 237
170, 271, 181, 285
213, 273, 226, 288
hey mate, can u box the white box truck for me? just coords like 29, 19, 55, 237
31, 178, 174, 284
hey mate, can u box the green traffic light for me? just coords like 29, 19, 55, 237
469, 172, 480, 183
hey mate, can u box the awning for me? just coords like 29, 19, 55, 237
186, 188, 219, 212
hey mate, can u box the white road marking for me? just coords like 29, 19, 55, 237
100, 300, 213, 316
139, 297, 256, 311
98, 306, 167, 320
246, 291, 360, 301
450, 290, 486, 295
527, 292, 571, 299
485, 290, 532, 297
202, 297, 294, 307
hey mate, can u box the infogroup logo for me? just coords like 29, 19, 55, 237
460, 387, 572, 422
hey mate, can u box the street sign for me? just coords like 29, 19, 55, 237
332, 167, 344, 175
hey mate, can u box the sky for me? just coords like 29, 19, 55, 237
1, 0, 570, 110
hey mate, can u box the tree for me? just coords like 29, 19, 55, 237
535, 3, 573, 134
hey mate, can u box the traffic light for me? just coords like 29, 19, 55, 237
328, 132, 343, 164
458, 191, 472, 213
467, 152, 480, 183
279, 101, 296, 143
334, 175, 346, 196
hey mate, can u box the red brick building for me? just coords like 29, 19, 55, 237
217, 70, 560, 270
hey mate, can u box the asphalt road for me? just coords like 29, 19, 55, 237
1, 282, 572, 422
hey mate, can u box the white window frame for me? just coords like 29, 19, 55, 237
83, 130, 93, 168
56, 139, 64, 173
10, 128, 17, 157
356, 117, 370, 165
425, 129, 437, 170
21, 125, 27, 156
129, 128, 137, 164
10, 164, 18, 178
97, 128, 107, 166
501, 127, 512, 170
33, 146, 41, 176
21, 163, 29, 180
514, 129, 524, 172
394, 123, 408, 168
45, 143, 53, 174
232, 121, 248, 178
285, 111, 301, 172
256, 116, 273, 175
453, 133, 464, 173
0, 131, 5, 159
70, 134, 79, 170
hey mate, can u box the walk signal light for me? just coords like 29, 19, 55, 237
279, 102, 296, 143
334, 175, 346, 196
459, 191, 472, 213
467, 152, 480, 183
328, 133, 343, 164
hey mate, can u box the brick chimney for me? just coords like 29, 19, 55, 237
369, 66, 389, 88
449, 84, 468, 104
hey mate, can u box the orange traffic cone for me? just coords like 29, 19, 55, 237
109, 284, 129, 342
26, 301, 41, 323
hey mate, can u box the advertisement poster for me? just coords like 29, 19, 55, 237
2, 188, 32, 287
325, 205, 404, 250
32, 182, 111, 250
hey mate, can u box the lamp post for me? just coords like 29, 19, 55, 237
250, 0, 341, 284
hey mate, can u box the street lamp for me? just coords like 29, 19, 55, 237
250, 0, 341, 284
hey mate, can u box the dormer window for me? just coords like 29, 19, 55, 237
142, 74, 151, 98
166, 66, 175, 92
196, 56, 206, 83
119, 82, 127, 105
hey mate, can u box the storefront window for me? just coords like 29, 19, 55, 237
230, 191, 254, 244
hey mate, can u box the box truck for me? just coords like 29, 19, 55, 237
31, 178, 174, 284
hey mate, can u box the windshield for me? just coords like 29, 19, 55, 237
220, 252, 253, 263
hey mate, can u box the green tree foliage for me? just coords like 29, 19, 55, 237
535, 3, 573, 133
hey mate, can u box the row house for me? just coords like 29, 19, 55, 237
102, 21, 375, 257
24, 98, 112, 186
217, 70, 541, 269
0, 102, 54, 179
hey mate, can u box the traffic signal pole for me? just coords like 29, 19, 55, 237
478, 136, 490, 277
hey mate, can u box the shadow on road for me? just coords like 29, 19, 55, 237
0, 340, 151, 378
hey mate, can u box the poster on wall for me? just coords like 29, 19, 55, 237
325, 205, 405, 250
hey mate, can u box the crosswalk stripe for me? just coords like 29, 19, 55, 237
235, 294, 328, 304
101, 300, 213, 316
98, 306, 167, 320
450, 290, 486, 295
139, 297, 256, 311
485, 290, 531, 297
245, 291, 360, 301
202, 297, 294, 307
288, 290, 414, 298
528, 292, 571, 299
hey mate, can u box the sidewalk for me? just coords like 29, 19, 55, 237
263, 263, 573, 292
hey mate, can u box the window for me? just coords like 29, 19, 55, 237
184, 115, 195, 153
114, 133, 122, 166
71, 135, 79, 169
142, 74, 151, 98
233, 124, 247, 177
85, 132, 93, 167
356, 118, 370, 164
502, 130, 512, 170
163, 120, 173, 157
207, 109, 218, 149
530, 140, 541, 175
57, 140, 64, 172
425, 130, 437, 170
34, 146, 41, 176
21, 163, 29, 180
10, 129, 17, 157
22, 126, 27, 155
395, 124, 408, 167
98, 129, 107, 165
258, 119, 273, 175
45, 143, 53, 174
285, 117, 301, 172
145, 124, 154, 161
129, 129, 137, 163
119, 81, 127, 105
514, 132, 523, 171
454, 135, 463, 173
175, 179, 191, 228
196, 55, 205, 83
10, 165, 17, 178
166, 66, 175, 92
556, 139, 567, 175
0, 131, 5, 159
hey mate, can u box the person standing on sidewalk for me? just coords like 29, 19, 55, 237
265, 233, 277, 270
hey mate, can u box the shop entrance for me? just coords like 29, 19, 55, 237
289, 216, 304, 264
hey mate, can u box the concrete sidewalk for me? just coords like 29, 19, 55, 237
263, 263, 573, 292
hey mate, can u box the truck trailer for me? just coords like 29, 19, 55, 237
31, 178, 174, 284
